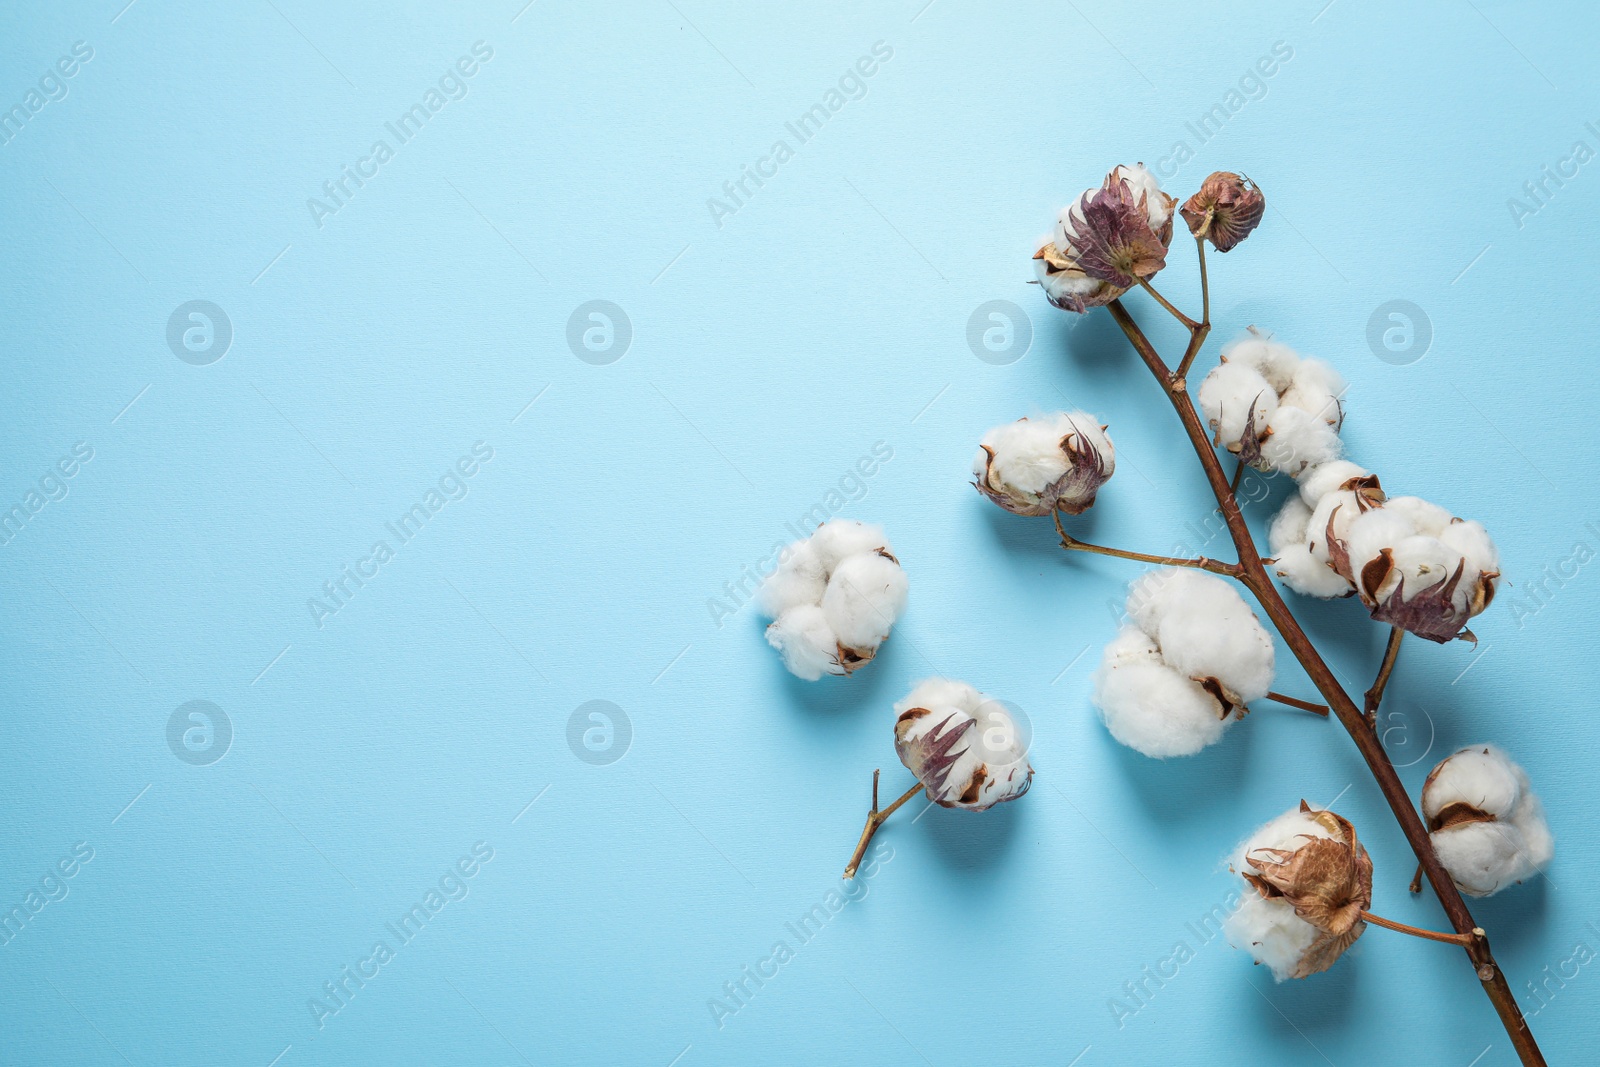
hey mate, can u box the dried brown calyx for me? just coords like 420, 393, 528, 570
1067, 175, 1170, 288
1244, 802, 1373, 979
1181, 171, 1266, 252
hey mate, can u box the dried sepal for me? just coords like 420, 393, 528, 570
1067, 176, 1169, 288
1181, 171, 1266, 252
1368, 561, 1476, 645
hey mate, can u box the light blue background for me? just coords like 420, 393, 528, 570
2, 1, 1596, 1063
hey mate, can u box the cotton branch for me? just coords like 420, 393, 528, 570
843, 770, 924, 879
1365, 626, 1405, 728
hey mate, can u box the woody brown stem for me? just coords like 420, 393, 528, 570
843, 770, 924, 880
1365, 626, 1405, 728
1053, 509, 1238, 576
1136, 277, 1199, 330
1361, 910, 1475, 946
1229, 458, 1245, 495
1264, 692, 1329, 716
1410, 862, 1426, 895
1103, 297, 1546, 1066
1173, 237, 1211, 381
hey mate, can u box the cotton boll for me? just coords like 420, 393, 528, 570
821, 550, 909, 652
1225, 804, 1371, 980
757, 519, 906, 679
757, 541, 826, 618
1422, 745, 1553, 896
1093, 640, 1230, 757
1278, 359, 1347, 429
1220, 334, 1300, 394
764, 606, 841, 681
1440, 519, 1501, 578
1127, 569, 1274, 704
1199, 362, 1277, 453
973, 411, 1114, 516
1297, 460, 1375, 508
894, 678, 1033, 810
1259, 405, 1343, 477
810, 519, 892, 573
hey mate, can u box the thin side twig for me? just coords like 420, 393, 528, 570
1264, 691, 1329, 716
843, 770, 924, 879
1365, 625, 1405, 728
1054, 510, 1238, 576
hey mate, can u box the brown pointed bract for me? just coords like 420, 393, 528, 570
1182, 172, 1266, 252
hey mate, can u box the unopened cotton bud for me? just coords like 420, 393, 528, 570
759, 520, 908, 680
1093, 569, 1274, 757
1224, 803, 1372, 981
893, 679, 1033, 810
1032, 164, 1176, 313
1181, 171, 1266, 252
972, 411, 1115, 516
1421, 745, 1553, 896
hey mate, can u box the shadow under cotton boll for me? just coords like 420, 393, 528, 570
1105, 720, 1252, 824
917, 791, 1027, 881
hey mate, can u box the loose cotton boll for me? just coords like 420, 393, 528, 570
1422, 745, 1553, 896
758, 519, 908, 679
1224, 803, 1371, 980
1093, 627, 1231, 757
1220, 333, 1299, 394
893, 679, 1033, 810
973, 411, 1115, 516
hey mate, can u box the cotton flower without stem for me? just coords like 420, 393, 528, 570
972, 411, 1115, 516
1198, 332, 1346, 476
1224, 803, 1372, 981
1033, 163, 1176, 313
1092, 569, 1274, 757
1181, 171, 1266, 253
1421, 745, 1553, 897
759, 520, 908, 680
893, 679, 1032, 810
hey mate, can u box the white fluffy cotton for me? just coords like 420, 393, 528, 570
1268, 460, 1380, 599
1422, 745, 1553, 896
759, 520, 907, 680
893, 679, 1033, 810
1223, 807, 1339, 981
1092, 569, 1275, 757
972, 411, 1115, 516
1034, 164, 1174, 312
1199, 332, 1346, 476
